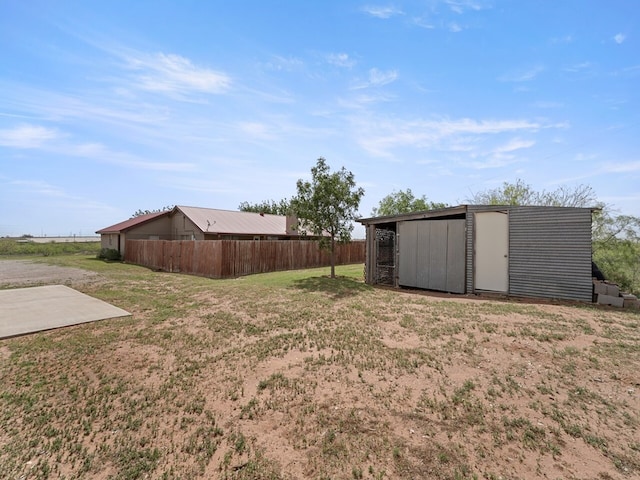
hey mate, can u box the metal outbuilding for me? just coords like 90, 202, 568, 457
358, 205, 596, 303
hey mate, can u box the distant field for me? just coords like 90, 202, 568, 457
19, 236, 101, 244
0, 238, 101, 257
0, 256, 638, 479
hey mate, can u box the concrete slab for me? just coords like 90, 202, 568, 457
0, 285, 130, 339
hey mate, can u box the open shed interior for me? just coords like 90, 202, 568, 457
374, 224, 396, 286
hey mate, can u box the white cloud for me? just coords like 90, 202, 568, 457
563, 62, 593, 73
460, 138, 535, 170
0, 124, 59, 148
66, 142, 197, 171
436, 118, 542, 135
449, 22, 463, 32
11, 180, 68, 198
492, 138, 535, 153
533, 101, 564, 109
550, 34, 573, 44
464, 155, 521, 170
126, 52, 231, 96
352, 68, 399, 90
327, 53, 356, 68
614, 33, 626, 44
1, 122, 196, 172
368, 68, 398, 86
412, 17, 435, 29
353, 116, 547, 157
498, 65, 545, 82
361, 5, 404, 19
236, 122, 274, 141
601, 160, 640, 173
573, 153, 598, 162
337, 91, 395, 109
264, 55, 304, 72
445, 0, 485, 14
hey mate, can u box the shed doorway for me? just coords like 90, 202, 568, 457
374, 227, 396, 285
474, 211, 508, 292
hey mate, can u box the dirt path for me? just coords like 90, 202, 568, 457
0, 259, 100, 288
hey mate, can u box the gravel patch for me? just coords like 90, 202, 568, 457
0, 259, 100, 288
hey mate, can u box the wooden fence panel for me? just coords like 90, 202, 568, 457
124, 239, 364, 278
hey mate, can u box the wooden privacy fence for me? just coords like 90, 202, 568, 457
125, 239, 365, 278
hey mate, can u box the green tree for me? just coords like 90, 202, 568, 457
593, 211, 640, 294
372, 188, 447, 216
238, 199, 291, 216
466, 179, 597, 207
131, 206, 174, 218
291, 157, 365, 278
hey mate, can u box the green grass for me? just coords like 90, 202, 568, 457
0, 239, 101, 257
1, 255, 639, 479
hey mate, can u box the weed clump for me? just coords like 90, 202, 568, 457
97, 248, 122, 261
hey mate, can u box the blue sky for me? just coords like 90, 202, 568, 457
1, 1, 638, 238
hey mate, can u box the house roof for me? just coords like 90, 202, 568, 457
96, 205, 326, 237
96, 211, 169, 234
173, 206, 291, 236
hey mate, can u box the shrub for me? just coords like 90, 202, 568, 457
97, 248, 122, 261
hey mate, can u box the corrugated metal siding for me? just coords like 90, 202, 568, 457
465, 211, 474, 294
508, 207, 593, 302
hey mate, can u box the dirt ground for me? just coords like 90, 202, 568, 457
1, 261, 639, 479
0, 259, 100, 288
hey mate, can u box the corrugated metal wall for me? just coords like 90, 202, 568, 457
508, 206, 593, 302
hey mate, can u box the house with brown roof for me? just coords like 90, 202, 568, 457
96, 206, 301, 256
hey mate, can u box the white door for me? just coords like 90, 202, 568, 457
475, 212, 508, 292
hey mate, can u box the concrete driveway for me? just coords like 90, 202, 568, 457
0, 285, 130, 339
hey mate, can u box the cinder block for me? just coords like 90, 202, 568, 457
597, 294, 624, 308
624, 298, 640, 309
593, 282, 608, 295
606, 284, 620, 297
622, 294, 640, 309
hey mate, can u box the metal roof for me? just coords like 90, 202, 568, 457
358, 204, 597, 225
173, 206, 290, 236
358, 205, 468, 225
95, 211, 169, 234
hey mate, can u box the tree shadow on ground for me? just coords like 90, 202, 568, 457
290, 275, 372, 300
